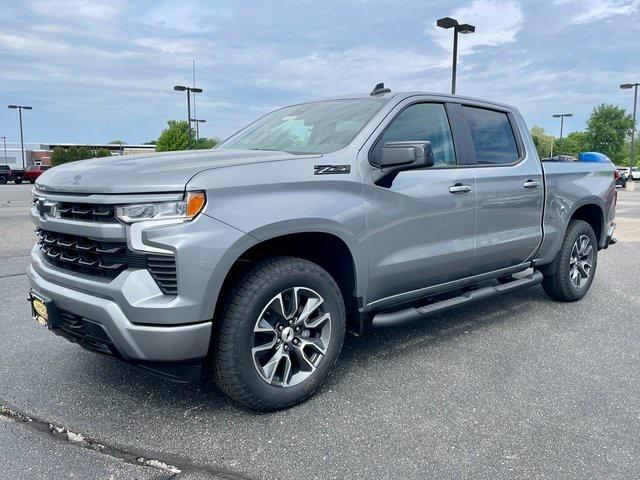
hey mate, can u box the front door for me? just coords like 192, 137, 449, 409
363, 101, 477, 305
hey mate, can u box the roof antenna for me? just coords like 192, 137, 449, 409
370, 83, 391, 96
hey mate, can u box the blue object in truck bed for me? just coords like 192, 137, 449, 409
579, 152, 611, 163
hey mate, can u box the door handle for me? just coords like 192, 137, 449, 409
523, 180, 540, 189
449, 184, 472, 194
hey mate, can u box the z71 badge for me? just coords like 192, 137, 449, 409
314, 165, 351, 175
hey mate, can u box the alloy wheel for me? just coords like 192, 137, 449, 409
569, 234, 593, 288
252, 287, 331, 388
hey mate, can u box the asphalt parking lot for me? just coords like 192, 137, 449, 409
1, 184, 639, 480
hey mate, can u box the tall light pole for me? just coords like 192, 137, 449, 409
173, 86, 203, 149
436, 17, 476, 95
1, 136, 7, 164
8, 105, 32, 169
193, 119, 206, 144
552, 113, 573, 156
621, 83, 639, 169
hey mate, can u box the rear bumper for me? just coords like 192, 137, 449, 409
28, 265, 212, 381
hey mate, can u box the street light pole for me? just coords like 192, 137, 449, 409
437, 17, 476, 95
193, 119, 206, 144
552, 113, 573, 156
173, 86, 203, 149
1, 136, 7, 164
8, 105, 32, 169
621, 83, 639, 170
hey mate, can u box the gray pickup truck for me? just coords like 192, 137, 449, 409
29, 85, 617, 410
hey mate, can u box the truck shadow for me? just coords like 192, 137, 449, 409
87, 286, 548, 414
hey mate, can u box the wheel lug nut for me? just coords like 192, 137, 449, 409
289, 320, 293, 325
284, 344, 289, 351
295, 327, 300, 332
293, 338, 299, 345
278, 325, 284, 331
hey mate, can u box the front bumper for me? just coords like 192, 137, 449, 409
29, 266, 211, 381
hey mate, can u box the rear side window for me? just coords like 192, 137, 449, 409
380, 103, 456, 168
463, 106, 519, 165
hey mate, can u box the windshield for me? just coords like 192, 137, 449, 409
218, 99, 387, 154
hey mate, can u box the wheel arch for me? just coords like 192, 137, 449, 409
569, 201, 605, 246
212, 225, 366, 335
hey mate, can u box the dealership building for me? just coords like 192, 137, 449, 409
0, 142, 156, 169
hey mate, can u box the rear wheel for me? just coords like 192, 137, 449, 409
212, 256, 346, 411
14, 178, 22, 184
0, 176, 6, 185
541, 220, 597, 302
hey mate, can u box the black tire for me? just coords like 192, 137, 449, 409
30, 180, 35, 184
14, 178, 22, 185
541, 220, 598, 302
212, 256, 346, 411
0, 176, 6, 185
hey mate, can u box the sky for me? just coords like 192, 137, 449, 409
0, 0, 639, 145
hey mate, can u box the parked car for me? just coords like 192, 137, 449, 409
29, 86, 617, 411
0, 165, 11, 184
615, 166, 630, 187
11, 168, 26, 184
631, 167, 639, 181
23, 165, 52, 183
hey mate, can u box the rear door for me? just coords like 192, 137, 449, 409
362, 100, 477, 304
461, 105, 544, 273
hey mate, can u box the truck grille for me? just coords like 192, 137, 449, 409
32, 197, 116, 222
36, 228, 178, 294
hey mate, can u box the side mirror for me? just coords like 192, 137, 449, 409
377, 141, 434, 169
372, 141, 434, 187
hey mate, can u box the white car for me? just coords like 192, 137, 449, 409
632, 167, 640, 181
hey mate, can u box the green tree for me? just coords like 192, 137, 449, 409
555, 131, 589, 158
109, 140, 125, 145
195, 137, 219, 149
620, 138, 640, 166
51, 146, 67, 166
585, 104, 634, 164
155, 120, 193, 152
96, 148, 112, 158
530, 126, 555, 158
77, 147, 92, 160
65, 146, 80, 162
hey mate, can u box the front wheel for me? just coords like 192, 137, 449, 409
541, 220, 597, 302
14, 178, 22, 184
212, 256, 346, 411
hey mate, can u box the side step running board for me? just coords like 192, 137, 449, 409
372, 271, 543, 329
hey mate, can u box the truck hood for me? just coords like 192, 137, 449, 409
36, 149, 320, 194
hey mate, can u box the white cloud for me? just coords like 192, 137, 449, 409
555, 0, 640, 24
135, 37, 198, 55
29, 0, 124, 20
0, 32, 71, 56
429, 0, 524, 55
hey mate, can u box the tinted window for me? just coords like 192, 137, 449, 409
463, 106, 519, 165
380, 103, 456, 167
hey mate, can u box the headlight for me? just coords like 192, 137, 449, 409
115, 192, 206, 224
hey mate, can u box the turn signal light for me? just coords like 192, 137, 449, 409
186, 192, 206, 218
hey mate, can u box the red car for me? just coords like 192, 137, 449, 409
23, 165, 51, 183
